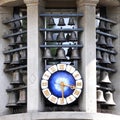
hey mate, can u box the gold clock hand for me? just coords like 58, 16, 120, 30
60, 82, 64, 102
64, 83, 76, 89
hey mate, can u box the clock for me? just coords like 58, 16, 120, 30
41, 64, 83, 105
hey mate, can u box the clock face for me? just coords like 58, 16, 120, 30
41, 64, 83, 105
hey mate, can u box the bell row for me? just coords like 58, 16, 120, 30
4, 50, 27, 64
96, 51, 116, 64
8, 36, 27, 46
10, 70, 27, 85
96, 35, 114, 48
97, 90, 116, 106
6, 88, 26, 107
47, 17, 76, 26
97, 21, 112, 31
45, 31, 78, 41
43, 47, 81, 60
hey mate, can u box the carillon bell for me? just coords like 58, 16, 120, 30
97, 89, 106, 103
9, 38, 15, 46
99, 21, 106, 29
106, 22, 111, 30
46, 32, 53, 41
58, 17, 65, 26
4, 54, 11, 64
96, 50, 102, 60
68, 17, 75, 26
100, 71, 111, 84
43, 48, 52, 59
97, 35, 107, 46
101, 52, 111, 64
56, 31, 66, 41
20, 49, 27, 60
7, 92, 17, 106
17, 89, 26, 104
70, 48, 80, 59
12, 70, 23, 84
11, 52, 20, 64
47, 17, 56, 26
23, 73, 27, 85
56, 48, 66, 60
110, 54, 116, 63
16, 36, 23, 44
69, 31, 77, 41
106, 37, 114, 48
105, 91, 116, 106
14, 14, 21, 29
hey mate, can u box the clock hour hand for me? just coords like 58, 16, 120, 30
60, 82, 64, 101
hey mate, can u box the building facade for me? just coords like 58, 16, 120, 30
0, 0, 120, 120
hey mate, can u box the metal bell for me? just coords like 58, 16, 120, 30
97, 89, 106, 103
23, 73, 27, 85
106, 22, 111, 30
97, 35, 107, 46
99, 21, 106, 29
9, 38, 15, 46
46, 32, 54, 41
105, 91, 116, 106
7, 92, 17, 106
20, 49, 27, 60
43, 48, 52, 59
100, 71, 111, 84
96, 50, 102, 60
70, 48, 80, 59
16, 36, 23, 44
101, 52, 111, 64
17, 89, 26, 104
58, 17, 65, 26
11, 70, 23, 84
56, 48, 66, 60
11, 52, 20, 64
56, 31, 66, 41
68, 17, 75, 26
47, 17, 56, 26
66, 47, 72, 58
106, 37, 114, 48
14, 14, 21, 29
110, 54, 116, 63
4, 54, 12, 64
69, 31, 77, 41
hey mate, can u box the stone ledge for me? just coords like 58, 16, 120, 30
0, 112, 120, 120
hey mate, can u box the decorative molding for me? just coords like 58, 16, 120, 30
23, 0, 45, 7
76, 0, 99, 7
0, 0, 23, 6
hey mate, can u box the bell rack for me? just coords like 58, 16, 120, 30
39, 13, 83, 17
2, 16, 27, 24
3, 46, 27, 54
96, 47, 117, 55
6, 86, 27, 92
4, 65, 27, 72
96, 16, 117, 25
96, 30, 117, 39
40, 44, 83, 48
97, 85, 115, 92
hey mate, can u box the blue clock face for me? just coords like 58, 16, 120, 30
41, 64, 83, 105
48, 71, 76, 98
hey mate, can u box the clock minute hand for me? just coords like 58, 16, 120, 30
64, 83, 76, 89
60, 82, 64, 102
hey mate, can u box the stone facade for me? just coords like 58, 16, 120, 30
0, 0, 120, 120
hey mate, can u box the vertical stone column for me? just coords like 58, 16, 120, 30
24, 0, 45, 112
0, 7, 13, 115
107, 6, 120, 115
77, 0, 99, 113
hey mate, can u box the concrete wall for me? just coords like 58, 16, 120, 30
0, 7, 13, 115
